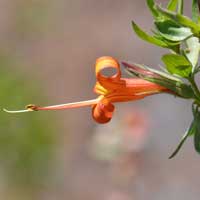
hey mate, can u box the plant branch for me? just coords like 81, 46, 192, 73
189, 76, 200, 102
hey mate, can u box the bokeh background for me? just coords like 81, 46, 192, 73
0, 0, 200, 199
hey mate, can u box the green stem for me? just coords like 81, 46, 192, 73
189, 76, 200, 102
178, 0, 184, 14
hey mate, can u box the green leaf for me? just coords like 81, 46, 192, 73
131, 21, 168, 48
156, 6, 200, 34
162, 54, 192, 77
146, 0, 159, 18
167, 0, 179, 11
155, 20, 193, 41
169, 119, 196, 158
152, 31, 180, 52
192, 0, 199, 23
184, 37, 200, 71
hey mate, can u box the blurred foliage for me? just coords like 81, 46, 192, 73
0, 54, 57, 189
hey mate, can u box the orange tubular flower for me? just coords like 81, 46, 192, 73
4, 57, 169, 123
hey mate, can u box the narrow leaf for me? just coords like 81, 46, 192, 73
152, 31, 180, 52
167, 0, 179, 11
153, 30, 181, 46
169, 120, 196, 158
131, 21, 168, 48
146, 0, 159, 18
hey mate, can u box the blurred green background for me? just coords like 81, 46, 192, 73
0, 0, 200, 200
0, 54, 57, 199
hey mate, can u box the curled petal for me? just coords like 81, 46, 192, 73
92, 100, 115, 124
95, 56, 123, 93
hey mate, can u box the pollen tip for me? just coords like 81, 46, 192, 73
3, 108, 32, 113
3, 108, 10, 113
26, 104, 38, 111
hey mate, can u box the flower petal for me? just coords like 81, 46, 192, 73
94, 56, 123, 93
92, 99, 115, 124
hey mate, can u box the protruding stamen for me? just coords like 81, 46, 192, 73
34, 99, 99, 110
3, 99, 99, 113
